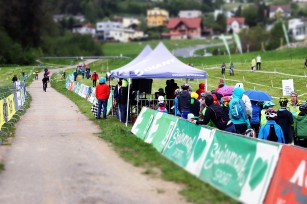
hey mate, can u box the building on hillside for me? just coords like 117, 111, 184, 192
162, 17, 202, 39
178, 10, 202, 18
288, 18, 307, 41
96, 21, 144, 42
113, 16, 141, 29
226, 17, 247, 33
72, 24, 96, 37
269, 5, 291, 19
147, 8, 169, 27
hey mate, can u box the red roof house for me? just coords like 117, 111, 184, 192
226, 17, 247, 33
163, 17, 202, 39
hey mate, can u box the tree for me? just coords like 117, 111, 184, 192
266, 21, 285, 50
242, 5, 258, 27
239, 26, 269, 52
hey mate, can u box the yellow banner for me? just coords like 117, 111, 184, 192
6, 94, 16, 121
0, 99, 5, 129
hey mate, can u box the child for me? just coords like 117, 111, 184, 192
157, 102, 168, 113
276, 97, 294, 144
258, 109, 285, 143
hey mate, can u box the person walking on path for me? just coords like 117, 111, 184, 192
95, 77, 110, 119
91, 71, 99, 87
42, 75, 49, 92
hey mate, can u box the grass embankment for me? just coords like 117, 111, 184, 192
51, 73, 238, 204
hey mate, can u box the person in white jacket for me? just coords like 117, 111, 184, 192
235, 83, 253, 118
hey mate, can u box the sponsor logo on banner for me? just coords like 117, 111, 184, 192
264, 145, 307, 204
199, 130, 281, 204
131, 107, 156, 140
69, 82, 75, 91
144, 112, 178, 152
6, 94, 16, 121
162, 119, 206, 172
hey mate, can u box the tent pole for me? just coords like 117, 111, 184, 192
125, 78, 131, 127
205, 78, 207, 92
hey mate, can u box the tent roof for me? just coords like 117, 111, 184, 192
111, 45, 152, 77
111, 42, 206, 79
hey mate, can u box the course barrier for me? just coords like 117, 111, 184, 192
131, 107, 307, 204
0, 81, 28, 137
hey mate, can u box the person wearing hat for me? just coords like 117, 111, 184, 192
157, 102, 168, 113
189, 92, 200, 121
260, 101, 275, 127
118, 79, 130, 123
276, 97, 294, 144
196, 83, 206, 100
287, 91, 302, 116
95, 77, 110, 119
258, 109, 285, 143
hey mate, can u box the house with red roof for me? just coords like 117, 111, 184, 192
269, 5, 292, 19
162, 17, 203, 39
226, 17, 247, 34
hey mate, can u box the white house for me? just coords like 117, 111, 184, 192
214, 9, 234, 21
96, 21, 144, 42
288, 18, 307, 41
227, 17, 247, 33
72, 24, 96, 37
178, 10, 202, 18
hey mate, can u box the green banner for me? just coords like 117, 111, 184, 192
144, 112, 178, 152
131, 107, 156, 140
162, 119, 203, 168
199, 130, 281, 203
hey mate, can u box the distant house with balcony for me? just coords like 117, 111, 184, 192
269, 5, 291, 19
162, 17, 202, 39
178, 10, 202, 18
96, 21, 144, 42
113, 16, 141, 29
72, 24, 96, 37
226, 17, 247, 33
288, 18, 307, 41
147, 8, 169, 27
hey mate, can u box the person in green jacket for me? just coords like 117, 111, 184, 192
287, 91, 302, 117
294, 103, 307, 148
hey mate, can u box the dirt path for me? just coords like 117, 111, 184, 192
0, 63, 189, 204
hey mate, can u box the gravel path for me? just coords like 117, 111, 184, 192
0, 64, 189, 204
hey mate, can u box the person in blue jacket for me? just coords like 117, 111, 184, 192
250, 100, 262, 137
258, 109, 285, 143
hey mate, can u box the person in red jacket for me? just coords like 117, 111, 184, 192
91, 71, 99, 87
95, 77, 110, 119
196, 82, 205, 100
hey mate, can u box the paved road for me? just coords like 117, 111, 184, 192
0, 64, 188, 204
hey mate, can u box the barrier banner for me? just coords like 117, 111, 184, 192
107, 90, 114, 114
144, 112, 178, 152
163, 121, 215, 176
199, 130, 281, 204
78, 84, 86, 97
87, 87, 96, 104
69, 81, 75, 91
20, 82, 27, 100
6, 94, 16, 121
20, 86, 25, 106
264, 145, 307, 204
131, 107, 156, 140
0, 99, 5, 129
73, 82, 81, 93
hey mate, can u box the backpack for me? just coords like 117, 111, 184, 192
267, 124, 278, 142
209, 105, 229, 130
230, 100, 243, 119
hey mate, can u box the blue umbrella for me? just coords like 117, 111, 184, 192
244, 90, 272, 101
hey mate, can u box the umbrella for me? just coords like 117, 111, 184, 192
244, 90, 272, 101
217, 86, 235, 96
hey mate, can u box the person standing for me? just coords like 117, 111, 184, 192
229, 62, 234, 76
258, 109, 285, 144
178, 83, 191, 119
113, 79, 122, 121
196, 83, 205, 100
251, 58, 256, 71
189, 92, 200, 121
221, 62, 226, 75
12, 75, 18, 83
35, 70, 39, 80
256, 55, 261, 70
42, 75, 49, 92
276, 97, 294, 144
118, 79, 130, 123
91, 71, 99, 87
287, 91, 301, 116
95, 77, 110, 119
